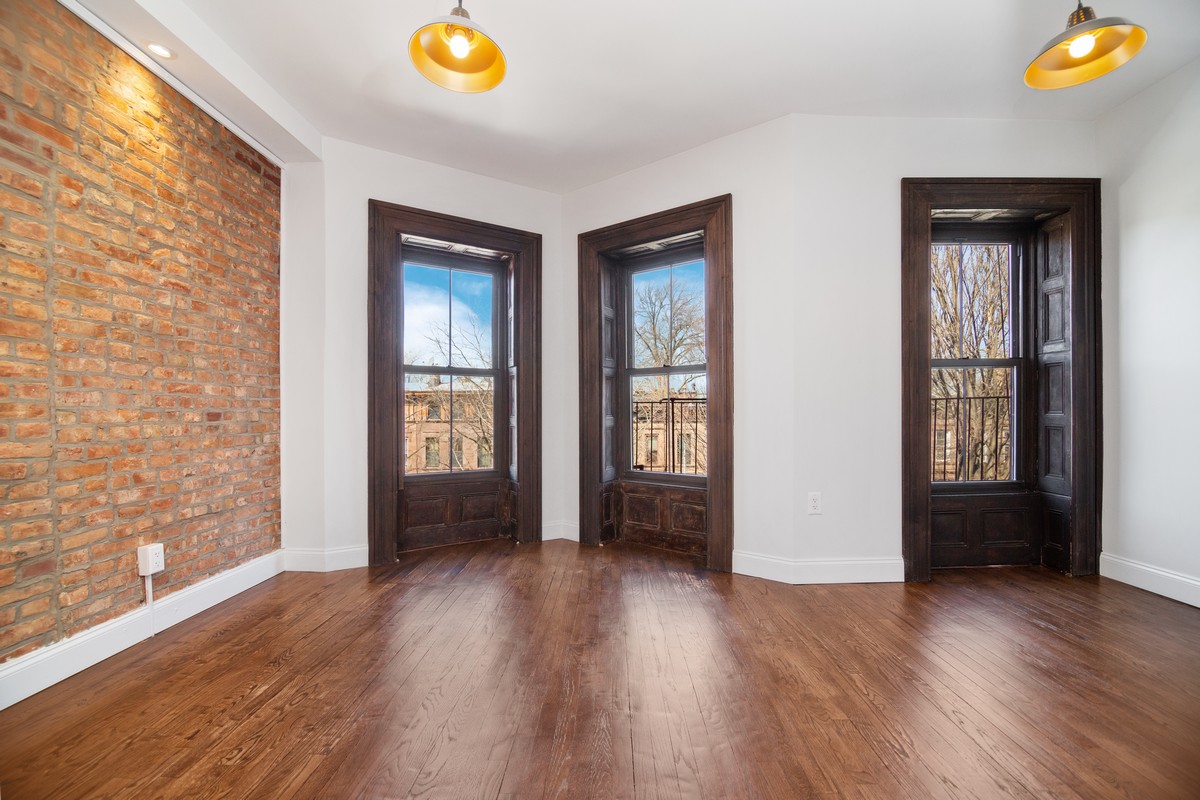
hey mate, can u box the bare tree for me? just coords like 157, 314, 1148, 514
632, 279, 705, 369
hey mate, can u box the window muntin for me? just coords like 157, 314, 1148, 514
403, 257, 500, 475
626, 256, 707, 475
930, 240, 1017, 482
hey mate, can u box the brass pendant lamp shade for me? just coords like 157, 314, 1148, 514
410, 1, 505, 93
1024, 2, 1147, 89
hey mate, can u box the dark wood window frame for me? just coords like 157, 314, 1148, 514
369, 201, 542, 564
578, 195, 734, 571
901, 179, 1102, 581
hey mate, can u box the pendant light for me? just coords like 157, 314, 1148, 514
409, 1, 506, 93
1024, 2, 1147, 90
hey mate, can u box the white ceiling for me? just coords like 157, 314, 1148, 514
77, 0, 1200, 192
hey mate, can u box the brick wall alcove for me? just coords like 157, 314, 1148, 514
0, 0, 282, 662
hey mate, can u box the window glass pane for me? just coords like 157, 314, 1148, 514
403, 264, 450, 367
630, 267, 671, 368
630, 260, 706, 369
930, 243, 1012, 359
930, 244, 961, 359
405, 373, 450, 474
931, 367, 1014, 481
450, 375, 494, 472
961, 244, 1011, 359
671, 259, 706, 365
450, 270, 494, 368
630, 372, 707, 475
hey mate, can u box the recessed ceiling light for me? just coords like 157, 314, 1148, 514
147, 42, 175, 59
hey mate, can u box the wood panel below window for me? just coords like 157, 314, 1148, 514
399, 477, 511, 551
615, 480, 707, 558
931, 490, 1041, 568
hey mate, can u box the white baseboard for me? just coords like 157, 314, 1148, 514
542, 520, 580, 542
733, 550, 905, 584
151, 551, 285, 632
283, 545, 369, 572
0, 551, 283, 711
1100, 553, 1200, 608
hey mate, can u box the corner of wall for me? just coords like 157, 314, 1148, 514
280, 162, 329, 558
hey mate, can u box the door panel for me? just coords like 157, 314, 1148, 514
599, 258, 619, 543
1036, 212, 1073, 571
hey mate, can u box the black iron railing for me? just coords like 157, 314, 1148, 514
931, 395, 1012, 481
631, 397, 706, 475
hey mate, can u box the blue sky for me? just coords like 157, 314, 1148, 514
403, 263, 494, 368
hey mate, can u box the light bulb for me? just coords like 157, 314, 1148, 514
1068, 33, 1096, 59
147, 42, 174, 59
449, 31, 470, 59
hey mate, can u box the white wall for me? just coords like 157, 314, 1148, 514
564, 114, 1097, 583
1097, 59, 1200, 607
280, 138, 566, 569
280, 163, 328, 567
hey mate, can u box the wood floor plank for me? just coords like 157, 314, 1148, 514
2, 540, 1199, 799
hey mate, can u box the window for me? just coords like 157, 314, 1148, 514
645, 434, 659, 466
403, 252, 501, 475
627, 254, 707, 475
678, 432, 694, 467
930, 238, 1017, 481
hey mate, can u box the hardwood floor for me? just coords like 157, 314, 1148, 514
1, 540, 1198, 799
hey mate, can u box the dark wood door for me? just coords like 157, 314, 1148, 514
1036, 212, 1073, 571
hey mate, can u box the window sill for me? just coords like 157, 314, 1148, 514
621, 471, 707, 490
931, 480, 1032, 496
403, 469, 507, 486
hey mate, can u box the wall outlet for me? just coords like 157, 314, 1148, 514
137, 543, 165, 576
807, 492, 822, 515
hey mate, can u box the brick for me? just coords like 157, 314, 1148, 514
0, 0, 279, 664
54, 462, 106, 480
0, 188, 44, 216
0, 441, 51, 458
0, 615, 55, 651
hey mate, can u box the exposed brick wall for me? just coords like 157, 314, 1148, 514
0, 0, 281, 662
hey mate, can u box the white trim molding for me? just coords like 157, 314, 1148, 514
733, 550, 905, 584
1100, 553, 1200, 609
282, 546, 369, 573
542, 521, 581, 542
0, 551, 283, 711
